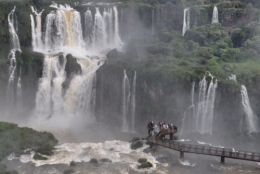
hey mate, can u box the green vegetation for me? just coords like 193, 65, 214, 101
63, 169, 75, 174
0, 122, 58, 173
131, 141, 143, 150
33, 153, 47, 160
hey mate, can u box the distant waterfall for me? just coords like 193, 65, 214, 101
212, 6, 219, 24
7, 6, 21, 106
181, 82, 195, 135
227, 74, 237, 82
122, 70, 137, 132
195, 73, 217, 134
182, 8, 190, 36
241, 85, 259, 133
122, 70, 131, 132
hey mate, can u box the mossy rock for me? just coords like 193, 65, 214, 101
131, 141, 143, 150
33, 153, 47, 160
138, 161, 153, 169
90, 158, 98, 164
138, 158, 147, 164
63, 169, 75, 174
70, 161, 76, 167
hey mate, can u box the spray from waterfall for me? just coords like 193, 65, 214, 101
212, 6, 219, 24
7, 6, 21, 106
182, 8, 190, 36
195, 72, 217, 134
241, 85, 259, 133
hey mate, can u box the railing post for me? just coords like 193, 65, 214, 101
170, 133, 173, 140
221, 156, 225, 163
180, 151, 184, 158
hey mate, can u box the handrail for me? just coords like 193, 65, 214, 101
147, 138, 260, 162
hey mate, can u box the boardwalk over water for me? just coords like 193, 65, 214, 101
147, 137, 260, 163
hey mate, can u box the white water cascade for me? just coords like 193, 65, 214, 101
227, 74, 237, 82
122, 70, 131, 132
182, 8, 190, 36
181, 82, 195, 135
122, 70, 137, 132
30, 6, 43, 51
212, 6, 219, 24
7, 6, 21, 106
87, 6, 123, 51
195, 73, 217, 134
241, 85, 259, 133
30, 4, 113, 124
131, 71, 137, 132
16, 67, 22, 108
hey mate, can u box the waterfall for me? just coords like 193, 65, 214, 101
7, 6, 21, 106
84, 8, 93, 47
131, 71, 137, 132
182, 8, 190, 36
212, 6, 219, 24
122, 70, 131, 132
30, 6, 43, 51
16, 67, 22, 108
92, 7, 107, 51
113, 6, 122, 48
241, 85, 259, 133
195, 73, 217, 134
31, 4, 84, 53
181, 82, 195, 135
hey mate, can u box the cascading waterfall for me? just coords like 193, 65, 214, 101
181, 82, 195, 135
122, 70, 131, 132
227, 74, 237, 82
31, 4, 84, 53
31, 4, 109, 123
195, 73, 217, 134
122, 70, 137, 132
241, 85, 259, 133
212, 6, 219, 24
16, 67, 22, 108
130, 71, 137, 132
84, 8, 93, 47
182, 8, 190, 36
30, 6, 43, 51
7, 6, 21, 106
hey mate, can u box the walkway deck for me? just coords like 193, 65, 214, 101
147, 137, 260, 163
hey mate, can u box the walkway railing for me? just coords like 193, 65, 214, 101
147, 138, 260, 163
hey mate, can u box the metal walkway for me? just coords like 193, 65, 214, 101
147, 138, 260, 163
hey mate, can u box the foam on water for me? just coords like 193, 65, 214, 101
18, 140, 161, 173
178, 159, 196, 167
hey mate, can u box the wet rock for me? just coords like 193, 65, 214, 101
65, 54, 82, 78
106, 48, 125, 60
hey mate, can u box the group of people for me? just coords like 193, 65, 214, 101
147, 121, 176, 137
